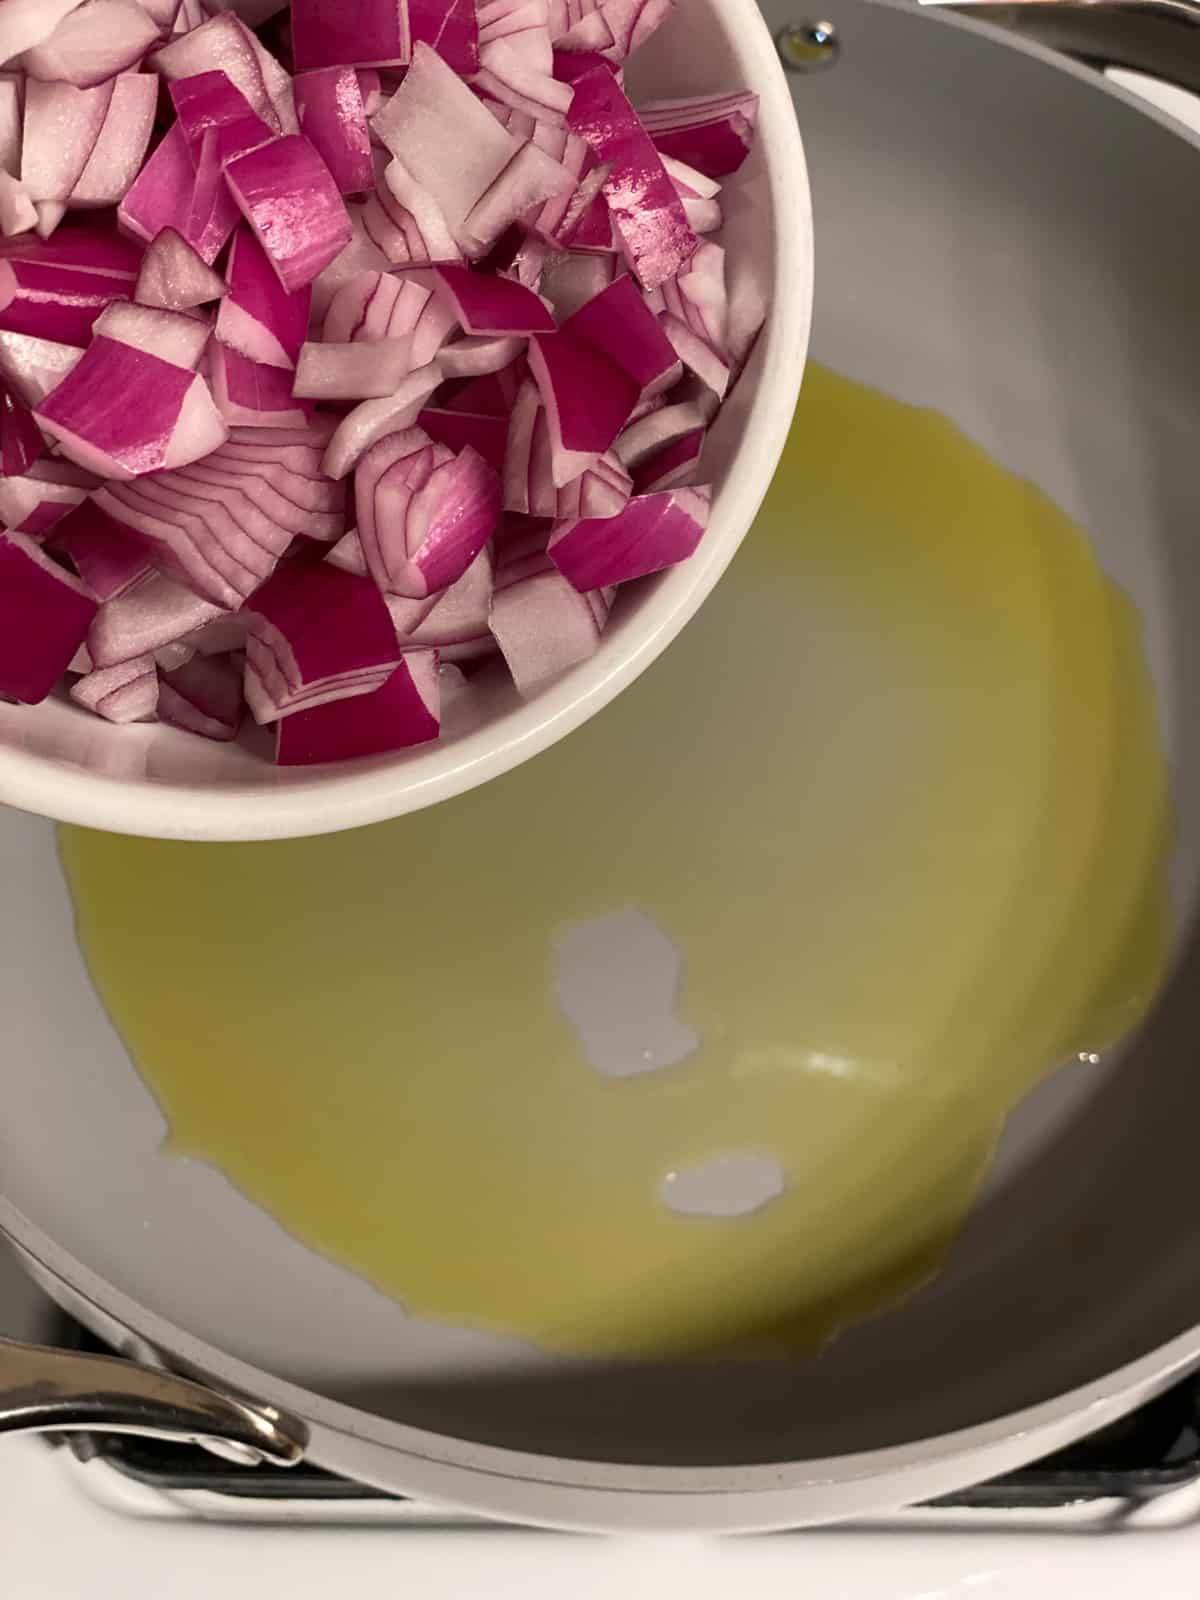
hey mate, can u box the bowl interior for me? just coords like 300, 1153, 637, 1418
0, 1, 812, 841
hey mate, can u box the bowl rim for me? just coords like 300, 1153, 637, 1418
0, 2, 813, 842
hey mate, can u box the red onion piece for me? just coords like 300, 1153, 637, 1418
0, 0, 89, 67
168, 68, 275, 166
374, 158, 463, 265
527, 327, 637, 485
0, 327, 83, 404
69, 73, 158, 209
459, 140, 574, 256
94, 299, 211, 371
154, 12, 295, 136
0, 258, 128, 347
473, 39, 574, 127
566, 65, 696, 290
417, 408, 508, 473
548, 482, 709, 588
563, 272, 678, 403
216, 226, 309, 369
37, 334, 226, 479
293, 336, 415, 399
51, 498, 153, 598
0, 174, 36, 237
409, 0, 480, 75
21, 79, 113, 204
294, 67, 373, 196
0, 220, 142, 279
0, 380, 44, 474
224, 134, 354, 293
242, 555, 402, 720
117, 122, 192, 247
392, 442, 502, 597
614, 397, 707, 466
23, 0, 160, 89
553, 447, 630, 519
159, 650, 243, 740
88, 571, 225, 667
321, 361, 443, 478
631, 423, 703, 492
208, 339, 314, 429
551, 0, 672, 57
660, 153, 721, 203
538, 250, 613, 319
274, 648, 441, 763
660, 312, 728, 398
323, 269, 431, 343
70, 652, 158, 722
406, 544, 493, 653
0, 528, 97, 701
444, 358, 524, 417
291, 0, 410, 70
562, 186, 614, 253
371, 42, 522, 248
640, 90, 758, 178
135, 227, 229, 310
436, 333, 525, 379
489, 562, 606, 694
0, 456, 95, 533
479, 0, 553, 62
92, 481, 247, 606
682, 195, 721, 234
425, 262, 553, 334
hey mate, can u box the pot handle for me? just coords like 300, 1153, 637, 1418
0, 1336, 306, 1466
918, 0, 1200, 98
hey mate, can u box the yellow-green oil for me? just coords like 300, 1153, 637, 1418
59, 367, 1173, 1358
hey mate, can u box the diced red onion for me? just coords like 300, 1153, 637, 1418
660, 312, 728, 398
0, 173, 36, 237
424, 262, 554, 334
154, 12, 295, 136
0, 456, 95, 533
70, 652, 158, 722
417, 407, 508, 473
291, 0, 410, 71
639, 89, 758, 178
548, 482, 709, 588
473, 38, 574, 127
93, 298, 211, 371
614, 397, 707, 467
88, 570, 225, 667
538, 250, 613, 319
37, 334, 226, 479
0, 258, 128, 347
23, 0, 159, 89
409, 0, 480, 75
563, 272, 678, 403
135, 226, 229, 310
0, 528, 97, 701
69, 73, 158, 209
437, 333, 525, 379
631, 424, 703, 492
0, 326, 83, 404
660, 153, 720, 203
406, 544, 493, 654
682, 196, 721, 234
168, 68, 275, 166
216, 225, 309, 369
274, 647, 440, 763
0, 380, 44, 475
294, 66, 374, 196
0, 0, 89, 67
551, 0, 673, 58
293, 336, 415, 399
224, 135, 353, 293
51, 498, 153, 599
21, 79, 113, 204
459, 140, 574, 256
553, 447, 630, 519
566, 65, 696, 289
321, 360, 443, 477
0, 220, 142, 278
562, 186, 614, 253
208, 340, 313, 428
323, 268, 430, 343
117, 123, 196, 250
158, 650, 242, 740
527, 327, 637, 484
378, 159, 462, 265
242, 554, 401, 720
96, 477, 267, 605
489, 562, 607, 694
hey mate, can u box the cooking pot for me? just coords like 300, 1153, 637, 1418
5, 0, 1200, 1533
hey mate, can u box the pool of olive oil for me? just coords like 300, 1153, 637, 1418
59, 366, 1173, 1358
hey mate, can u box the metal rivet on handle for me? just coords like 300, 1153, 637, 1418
776, 19, 840, 70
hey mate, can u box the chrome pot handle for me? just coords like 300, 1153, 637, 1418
919, 0, 1200, 98
0, 1337, 305, 1466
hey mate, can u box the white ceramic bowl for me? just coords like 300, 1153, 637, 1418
0, 7, 813, 840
